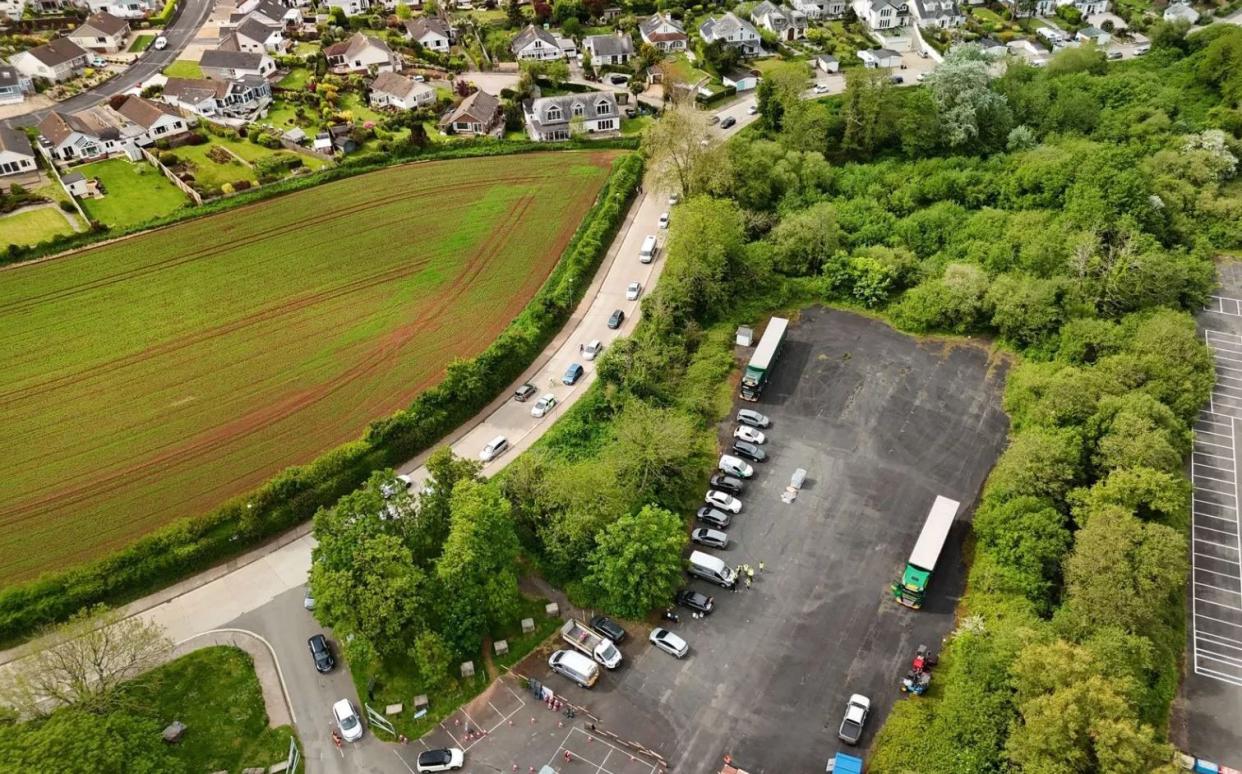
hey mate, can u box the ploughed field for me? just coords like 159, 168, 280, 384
0, 151, 618, 584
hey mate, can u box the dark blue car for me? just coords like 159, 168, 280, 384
563, 363, 584, 385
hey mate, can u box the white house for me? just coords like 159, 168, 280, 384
583, 33, 635, 66
751, 1, 808, 41
37, 108, 132, 162
68, 12, 131, 53
1163, 2, 1198, 23
369, 71, 436, 109
911, 0, 963, 28
639, 14, 688, 52
11, 39, 90, 83
0, 0, 29, 19
698, 13, 762, 57
232, 0, 300, 25
405, 17, 452, 52
523, 92, 619, 141
813, 53, 839, 72
324, 0, 371, 14
219, 17, 287, 53
853, 0, 910, 29
0, 124, 36, 177
510, 24, 563, 60
85, 0, 160, 19
439, 89, 502, 135
723, 68, 760, 92
325, 33, 398, 73
199, 49, 276, 79
1076, 24, 1110, 45
792, 0, 848, 19
0, 59, 33, 105
163, 75, 272, 120
858, 47, 902, 68
114, 95, 190, 144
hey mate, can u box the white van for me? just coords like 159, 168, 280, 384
718, 454, 754, 479
688, 550, 737, 589
480, 435, 508, 462
548, 649, 600, 688
639, 235, 658, 264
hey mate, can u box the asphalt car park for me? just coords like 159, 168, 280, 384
516, 307, 1009, 772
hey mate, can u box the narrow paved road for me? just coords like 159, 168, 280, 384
2, 0, 214, 129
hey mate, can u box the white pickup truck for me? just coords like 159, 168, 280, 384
559, 619, 623, 669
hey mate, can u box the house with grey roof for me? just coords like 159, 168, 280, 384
0, 59, 33, 105
84, 0, 160, 19
751, 2, 808, 41
113, 95, 190, 142
639, 14, 688, 52
219, 16, 287, 54
852, 0, 910, 30
199, 49, 276, 80
511, 24, 562, 60
858, 47, 902, 67
163, 75, 272, 120
813, 53, 839, 72
910, 0, 963, 28
405, 17, 452, 52
583, 33, 635, 66
369, 71, 436, 109
231, 0, 299, 26
1164, 1, 1198, 23
792, 0, 848, 19
325, 33, 398, 73
523, 91, 619, 142
10, 38, 90, 83
68, 12, 131, 53
440, 89, 502, 136
1076, 24, 1110, 45
0, 124, 36, 177
698, 13, 762, 56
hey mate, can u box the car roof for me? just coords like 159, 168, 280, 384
333, 699, 353, 717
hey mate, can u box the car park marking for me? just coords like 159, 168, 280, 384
1207, 295, 1242, 316
548, 727, 660, 774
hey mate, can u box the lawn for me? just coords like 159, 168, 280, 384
660, 53, 712, 88
75, 158, 189, 228
163, 59, 203, 79
0, 151, 620, 582
0, 206, 76, 247
276, 67, 311, 89
620, 115, 653, 136
174, 137, 326, 192
128, 34, 155, 52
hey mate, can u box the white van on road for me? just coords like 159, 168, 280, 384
639, 235, 658, 264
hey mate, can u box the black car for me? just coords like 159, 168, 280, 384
696, 506, 732, 529
308, 633, 334, 673
590, 615, 627, 643
731, 439, 767, 462
889, 75, 904, 84
709, 473, 745, 496
675, 589, 714, 614
720, 116, 737, 129
513, 383, 537, 402
607, 309, 625, 329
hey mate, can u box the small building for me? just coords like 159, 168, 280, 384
1076, 24, 1110, 45
68, 12, 131, 54
61, 170, 90, 196
858, 48, 902, 68
583, 33, 635, 66
0, 59, 33, 105
722, 68, 760, 92
510, 24, 563, 60
10, 39, 91, 83
368, 71, 435, 109
523, 91, 619, 142
405, 17, 452, 52
698, 13, 762, 57
0, 124, 36, 177
324, 0, 371, 15
199, 49, 276, 80
439, 89, 502, 136
325, 33, 398, 74
638, 14, 688, 53
1163, 1, 1197, 23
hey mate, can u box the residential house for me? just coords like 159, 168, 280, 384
510, 24, 563, 60
523, 91, 619, 141
0, 60, 33, 106
85, 0, 160, 19
1076, 24, 1110, 45
1074, 0, 1107, 14
639, 14, 688, 52
200, 49, 275, 79
114, 95, 190, 143
324, 0, 371, 14
405, 17, 452, 52
557, 35, 578, 59
68, 13, 131, 53
325, 33, 398, 73
853, 0, 910, 29
163, 75, 272, 119
37, 108, 131, 162
698, 13, 762, 57
722, 68, 760, 92
792, 0, 847, 19
218, 17, 287, 53
11, 39, 91, 84
911, 0, 963, 27
439, 89, 502, 136
1007, 0, 1106, 17
232, 0, 300, 25
1163, 1, 1197, 23
0, 0, 28, 20
750, 1, 808, 41
368, 71, 435, 109
858, 47, 902, 67
0, 124, 36, 177
583, 33, 635, 66
813, 53, 839, 72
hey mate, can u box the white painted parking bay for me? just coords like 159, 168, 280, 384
1191, 328, 1242, 686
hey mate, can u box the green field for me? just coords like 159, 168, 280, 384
0, 206, 76, 247
76, 158, 189, 228
0, 151, 618, 583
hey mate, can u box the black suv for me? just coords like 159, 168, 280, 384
675, 589, 714, 614
308, 634, 335, 673
720, 116, 737, 129
590, 615, 627, 643
607, 309, 626, 329
709, 473, 744, 495
731, 439, 767, 462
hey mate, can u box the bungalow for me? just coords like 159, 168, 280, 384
199, 49, 276, 80
0, 124, 37, 177
911, 0, 964, 28
163, 75, 272, 119
68, 12, 131, 53
858, 48, 902, 68
510, 24, 563, 60
84, 0, 160, 19
1076, 24, 1110, 45
792, 0, 848, 19
1163, 1, 1197, 23
37, 108, 133, 162
722, 68, 760, 92
232, 0, 300, 25
368, 71, 435, 109
583, 33, 635, 66
638, 14, 688, 53
751, 1, 808, 41
0, 60, 33, 105
405, 17, 452, 52
852, 0, 910, 29
813, 53, 839, 73
325, 33, 398, 74
324, 0, 372, 14
523, 91, 619, 142
698, 13, 762, 57
114, 95, 190, 143
218, 17, 287, 54
439, 89, 502, 136
11, 39, 90, 83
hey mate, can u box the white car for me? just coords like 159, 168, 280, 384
814, 84, 829, 94
705, 490, 742, 513
626, 281, 642, 301
838, 694, 871, 745
153, 36, 168, 50
658, 212, 670, 229
416, 747, 465, 772
584, 339, 603, 361
668, 193, 680, 206
649, 627, 689, 658
733, 425, 765, 444
747, 104, 758, 115
479, 435, 508, 462
718, 454, 754, 479
333, 699, 363, 742
531, 393, 557, 418
380, 473, 414, 498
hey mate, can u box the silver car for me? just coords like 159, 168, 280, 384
691, 527, 729, 549
649, 627, 689, 658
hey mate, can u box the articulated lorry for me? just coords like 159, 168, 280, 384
740, 317, 789, 402
559, 619, 623, 669
892, 495, 961, 609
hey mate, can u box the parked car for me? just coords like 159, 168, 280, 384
838, 694, 871, 745
709, 473, 744, 495
708, 114, 721, 125
696, 506, 732, 529
380, 473, 413, 498
308, 634, 334, 673
734, 425, 766, 444
658, 212, 669, 229
590, 615, 627, 643
333, 699, 363, 742
413, 74, 426, 82
718, 454, 754, 479
514, 383, 537, 402
1107, 50, 1123, 59
814, 84, 829, 94
91, 56, 108, 67
563, 363, 584, 385
626, 281, 642, 300
889, 75, 904, 84
736, 409, 771, 428
531, 394, 557, 418
583, 339, 603, 361
416, 747, 465, 772
153, 35, 168, 50
479, 435, 508, 462
649, 627, 689, 658
668, 193, 680, 205
607, 309, 625, 329
720, 116, 736, 129
691, 527, 729, 549
676, 588, 714, 614
705, 490, 742, 513
1135, 44, 1150, 55
731, 439, 767, 462
747, 104, 758, 115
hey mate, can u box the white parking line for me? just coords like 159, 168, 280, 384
1196, 535, 1242, 551
1196, 581, 1242, 595
1197, 523, 1241, 537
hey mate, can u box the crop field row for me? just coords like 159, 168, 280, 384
0, 150, 619, 584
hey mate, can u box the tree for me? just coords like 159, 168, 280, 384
0, 708, 176, 773
611, 400, 701, 502
641, 101, 712, 197
841, 68, 892, 158
767, 201, 842, 275
505, 0, 523, 27
972, 496, 1071, 606
413, 447, 482, 565
412, 631, 453, 688
1067, 467, 1191, 528
1088, 392, 1191, 475
984, 426, 1083, 504
984, 273, 1063, 346
583, 505, 687, 617
659, 195, 746, 321
3, 605, 171, 718
923, 44, 1010, 150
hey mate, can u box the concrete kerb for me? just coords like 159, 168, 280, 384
173, 628, 295, 728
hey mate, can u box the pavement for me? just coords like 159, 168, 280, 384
518, 308, 1010, 773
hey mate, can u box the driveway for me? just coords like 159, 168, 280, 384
523, 308, 1010, 773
